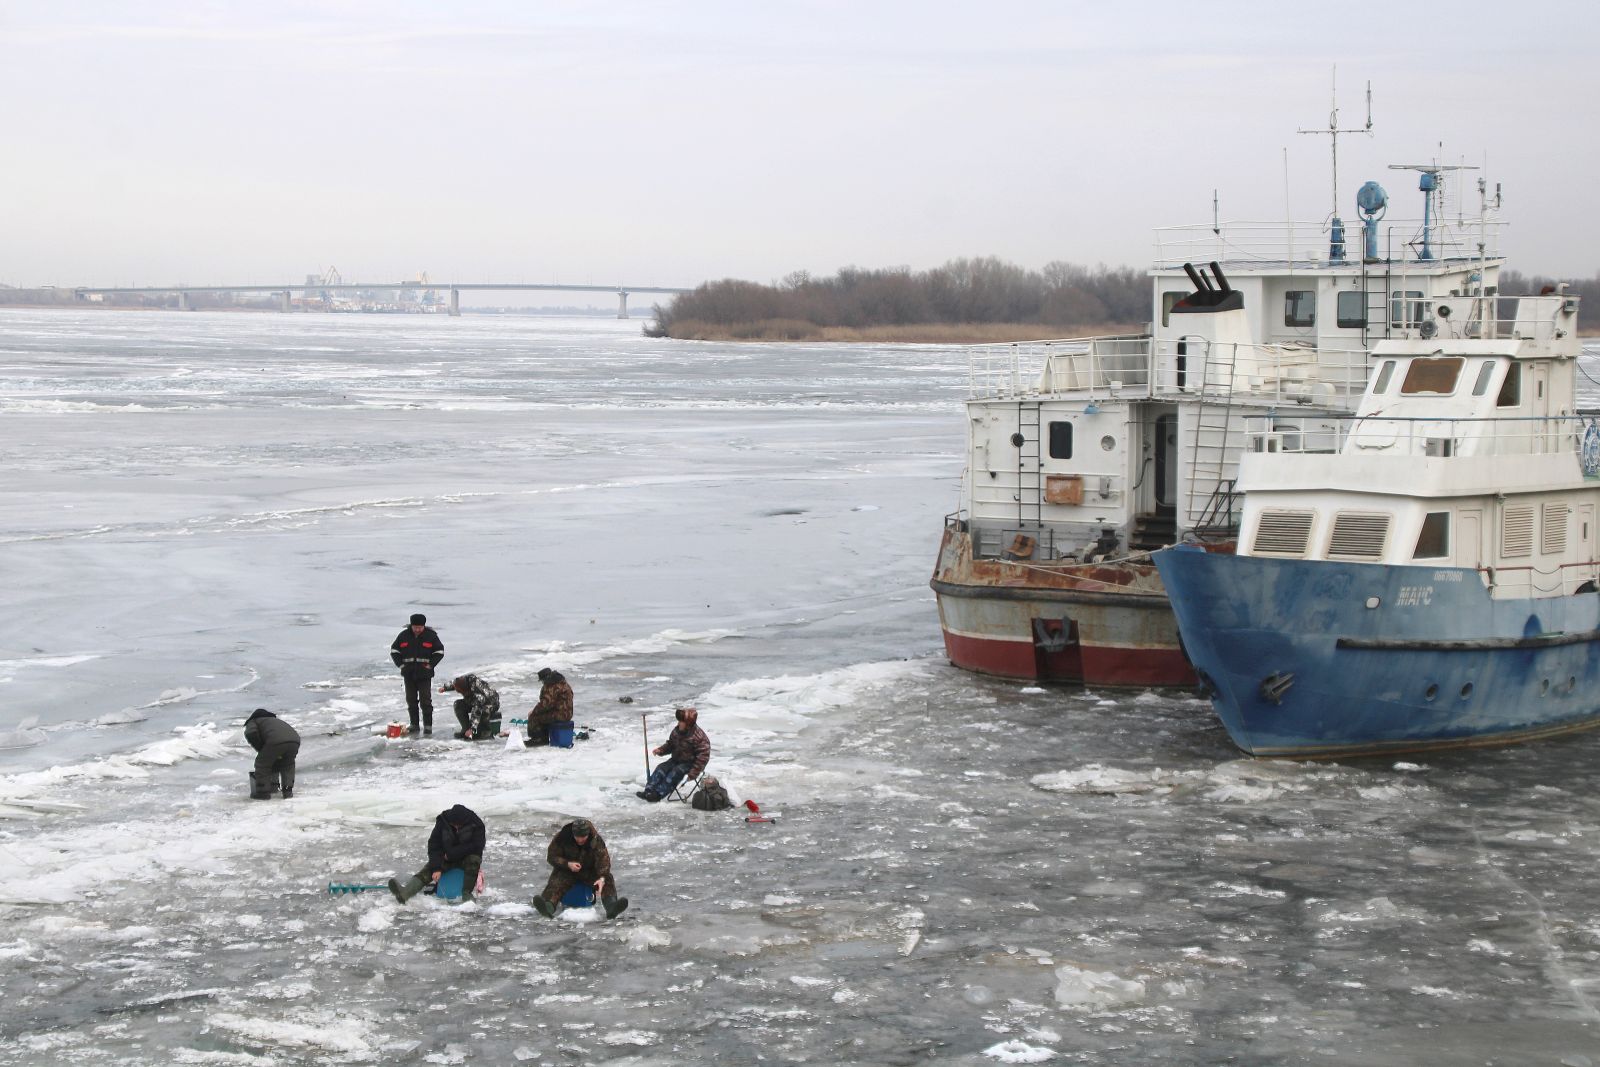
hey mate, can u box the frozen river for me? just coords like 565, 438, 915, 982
2, 309, 1599, 1065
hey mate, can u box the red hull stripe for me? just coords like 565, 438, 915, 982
942, 629, 1194, 688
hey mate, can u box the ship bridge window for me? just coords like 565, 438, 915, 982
1496, 363, 1521, 407
1251, 509, 1315, 557
1327, 512, 1391, 561
1284, 290, 1316, 327
1413, 512, 1451, 559
1371, 360, 1397, 395
1400, 357, 1464, 395
1391, 290, 1425, 328
1337, 291, 1366, 329
1048, 421, 1073, 459
1471, 361, 1496, 397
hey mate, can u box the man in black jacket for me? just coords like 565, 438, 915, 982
244, 708, 301, 799
389, 613, 444, 736
389, 804, 485, 904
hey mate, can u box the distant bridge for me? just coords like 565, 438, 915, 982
67, 281, 697, 318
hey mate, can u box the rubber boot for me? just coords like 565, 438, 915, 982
603, 896, 630, 920
533, 896, 556, 918
389, 876, 425, 904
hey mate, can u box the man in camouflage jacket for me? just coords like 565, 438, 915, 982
442, 673, 501, 740
524, 667, 573, 747
638, 706, 710, 802
533, 818, 628, 919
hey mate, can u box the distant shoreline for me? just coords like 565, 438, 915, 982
658, 321, 1141, 344
652, 320, 1600, 343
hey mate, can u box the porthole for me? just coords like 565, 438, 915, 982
1010, 433, 1026, 447
1540, 679, 1551, 695
1424, 684, 1439, 701
1460, 683, 1473, 699
1100, 435, 1116, 451
1365, 596, 1381, 609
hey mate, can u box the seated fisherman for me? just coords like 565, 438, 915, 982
389, 804, 486, 904
524, 667, 574, 747
532, 817, 627, 920
442, 673, 502, 740
637, 706, 710, 802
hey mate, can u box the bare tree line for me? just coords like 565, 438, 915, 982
645, 258, 1148, 338
1497, 269, 1600, 308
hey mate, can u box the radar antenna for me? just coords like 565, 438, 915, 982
1388, 160, 1476, 261
1298, 68, 1373, 264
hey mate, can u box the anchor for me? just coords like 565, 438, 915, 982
1259, 671, 1295, 704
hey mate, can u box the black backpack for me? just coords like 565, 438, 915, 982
690, 775, 732, 811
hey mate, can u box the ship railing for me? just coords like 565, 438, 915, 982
967, 335, 1370, 408
1146, 340, 1370, 407
1151, 217, 1505, 270
965, 334, 1151, 399
1480, 560, 1600, 599
1243, 412, 1600, 459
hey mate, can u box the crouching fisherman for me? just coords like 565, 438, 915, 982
637, 706, 710, 802
533, 818, 628, 919
244, 708, 300, 800
442, 673, 501, 740
389, 804, 485, 904
524, 667, 573, 747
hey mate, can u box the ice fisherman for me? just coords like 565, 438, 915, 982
637, 706, 711, 802
389, 803, 485, 904
533, 817, 628, 919
389, 613, 444, 736
244, 708, 300, 800
442, 673, 502, 740
523, 667, 573, 747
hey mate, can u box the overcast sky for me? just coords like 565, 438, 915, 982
3, 1, 1597, 292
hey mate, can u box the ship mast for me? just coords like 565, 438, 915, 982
1298, 68, 1372, 264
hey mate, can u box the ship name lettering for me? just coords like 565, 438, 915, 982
1396, 585, 1434, 606
1432, 571, 1462, 582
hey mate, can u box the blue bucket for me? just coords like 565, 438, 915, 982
560, 882, 594, 908
549, 722, 575, 748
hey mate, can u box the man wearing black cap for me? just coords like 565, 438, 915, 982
533, 817, 628, 919
390, 613, 444, 736
523, 667, 573, 747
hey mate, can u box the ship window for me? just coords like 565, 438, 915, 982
1161, 291, 1185, 327
1337, 291, 1366, 329
1252, 510, 1315, 557
1048, 421, 1073, 459
1502, 503, 1535, 557
1400, 357, 1463, 395
1542, 502, 1570, 555
1327, 512, 1391, 560
1372, 360, 1397, 395
1284, 290, 1315, 327
1496, 364, 1521, 407
1471, 361, 1496, 397
1391, 290, 1425, 328
1413, 512, 1451, 559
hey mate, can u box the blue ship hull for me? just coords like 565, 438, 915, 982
1152, 545, 1600, 757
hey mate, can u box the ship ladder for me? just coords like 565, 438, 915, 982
1360, 256, 1392, 347
1016, 400, 1043, 531
1183, 339, 1241, 538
